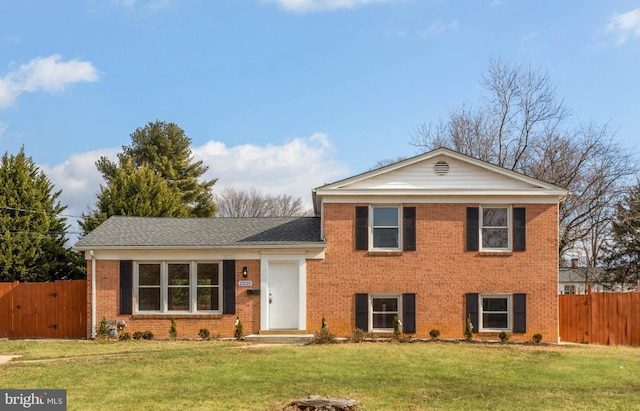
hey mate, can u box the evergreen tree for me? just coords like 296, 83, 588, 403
95, 120, 216, 217
604, 181, 640, 285
0, 148, 84, 281
80, 159, 192, 233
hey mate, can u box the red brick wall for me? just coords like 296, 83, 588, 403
87, 259, 260, 339
307, 203, 559, 342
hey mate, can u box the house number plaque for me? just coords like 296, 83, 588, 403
238, 280, 253, 287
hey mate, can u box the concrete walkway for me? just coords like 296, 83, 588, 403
0, 355, 21, 365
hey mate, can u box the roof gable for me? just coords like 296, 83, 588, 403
314, 148, 568, 199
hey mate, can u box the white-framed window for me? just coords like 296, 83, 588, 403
196, 263, 220, 311
370, 206, 401, 250
138, 263, 161, 311
563, 285, 576, 295
479, 294, 512, 332
135, 261, 221, 314
370, 294, 402, 332
480, 205, 511, 251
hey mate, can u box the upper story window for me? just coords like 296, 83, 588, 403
356, 205, 415, 252
371, 206, 401, 250
135, 261, 221, 314
480, 206, 511, 251
466, 206, 526, 253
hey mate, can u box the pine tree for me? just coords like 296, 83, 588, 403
604, 181, 640, 285
97, 120, 216, 215
80, 160, 191, 233
0, 148, 83, 281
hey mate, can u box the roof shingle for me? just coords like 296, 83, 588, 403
74, 216, 325, 249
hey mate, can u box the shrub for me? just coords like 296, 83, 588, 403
532, 333, 543, 344
98, 317, 109, 339
350, 328, 365, 343
499, 331, 510, 343
311, 327, 336, 344
198, 328, 211, 340
429, 329, 441, 340
133, 330, 154, 340
169, 319, 177, 339
119, 332, 131, 341
234, 316, 244, 340
464, 314, 474, 341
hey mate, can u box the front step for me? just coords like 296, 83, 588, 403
244, 333, 313, 345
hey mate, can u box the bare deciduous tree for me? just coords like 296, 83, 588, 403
214, 187, 311, 218
411, 58, 638, 262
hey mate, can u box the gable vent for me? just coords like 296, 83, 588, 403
433, 161, 449, 176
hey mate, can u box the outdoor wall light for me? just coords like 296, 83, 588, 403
242, 266, 248, 278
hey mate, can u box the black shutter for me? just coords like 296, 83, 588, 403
513, 207, 526, 251
465, 293, 479, 332
119, 260, 133, 315
466, 207, 479, 251
513, 293, 527, 333
402, 293, 416, 334
355, 206, 368, 251
222, 260, 236, 315
403, 207, 416, 251
355, 293, 369, 331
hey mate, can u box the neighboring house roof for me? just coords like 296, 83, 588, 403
74, 216, 325, 250
559, 267, 608, 283
313, 147, 569, 213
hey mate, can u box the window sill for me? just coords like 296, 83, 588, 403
132, 314, 223, 320
477, 251, 513, 257
366, 251, 403, 257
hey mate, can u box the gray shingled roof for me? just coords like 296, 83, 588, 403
74, 216, 325, 249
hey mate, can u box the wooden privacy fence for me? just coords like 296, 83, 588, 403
0, 280, 87, 339
559, 291, 640, 346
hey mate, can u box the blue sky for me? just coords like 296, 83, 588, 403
1, 0, 639, 236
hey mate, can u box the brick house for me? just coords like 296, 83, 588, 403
75, 148, 568, 341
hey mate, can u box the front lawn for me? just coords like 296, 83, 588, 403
1, 340, 638, 410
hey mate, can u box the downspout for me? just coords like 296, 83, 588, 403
90, 250, 96, 339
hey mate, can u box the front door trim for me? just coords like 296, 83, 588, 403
260, 254, 307, 331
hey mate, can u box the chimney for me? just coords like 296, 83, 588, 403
571, 258, 579, 269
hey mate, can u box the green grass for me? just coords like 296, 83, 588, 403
1, 340, 639, 410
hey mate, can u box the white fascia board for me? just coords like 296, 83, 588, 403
314, 188, 568, 197
83, 247, 325, 261
319, 194, 565, 204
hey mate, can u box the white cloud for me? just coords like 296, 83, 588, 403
108, 0, 172, 11
40, 148, 117, 236
419, 20, 459, 38
195, 132, 349, 207
606, 8, 640, 45
0, 55, 99, 109
265, 0, 396, 13
43, 134, 350, 240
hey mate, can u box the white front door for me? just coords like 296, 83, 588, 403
268, 262, 299, 329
